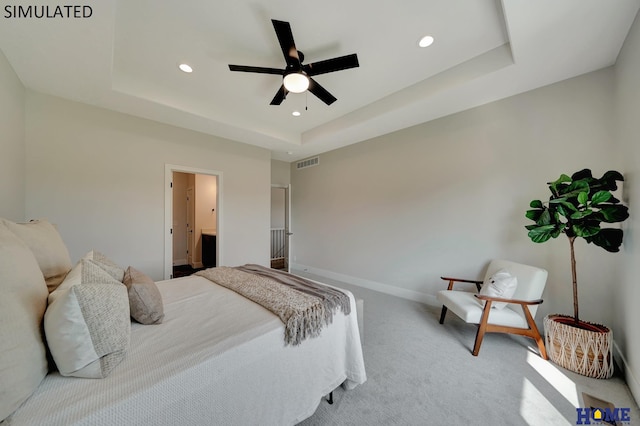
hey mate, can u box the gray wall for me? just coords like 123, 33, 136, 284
270, 160, 291, 230
291, 68, 619, 329
292, 14, 640, 398
24, 92, 271, 280
0, 49, 25, 221
271, 159, 291, 186
614, 10, 640, 404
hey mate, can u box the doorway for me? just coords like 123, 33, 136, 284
270, 184, 291, 271
165, 165, 222, 280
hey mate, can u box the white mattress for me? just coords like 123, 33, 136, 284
6, 275, 366, 425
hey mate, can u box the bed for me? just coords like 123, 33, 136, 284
0, 219, 366, 426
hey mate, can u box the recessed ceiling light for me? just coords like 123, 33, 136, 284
418, 35, 435, 48
292, 111, 301, 117
287, 151, 294, 155
178, 63, 193, 73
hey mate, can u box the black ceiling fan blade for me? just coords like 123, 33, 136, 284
228, 64, 283, 75
272, 19, 300, 68
270, 85, 288, 105
308, 78, 337, 105
303, 53, 359, 76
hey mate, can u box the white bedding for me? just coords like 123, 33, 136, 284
6, 275, 366, 425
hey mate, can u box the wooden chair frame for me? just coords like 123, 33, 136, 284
439, 276, 547, 359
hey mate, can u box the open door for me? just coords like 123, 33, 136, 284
284, 184, 292, 272
271, 184, 292, 271
165, 164, 222, 280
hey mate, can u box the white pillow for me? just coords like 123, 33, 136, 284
1, 218, 72, 292
0, 222, 49, 422
45, 259, 130, 378
478, 269, 518, 310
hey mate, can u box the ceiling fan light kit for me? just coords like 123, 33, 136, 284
283, 71, 309, 93
228, 19, 359, 106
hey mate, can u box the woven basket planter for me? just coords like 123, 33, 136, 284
544, 314, 614, 379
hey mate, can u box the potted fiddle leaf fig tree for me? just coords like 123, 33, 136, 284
525, 169, 629, 378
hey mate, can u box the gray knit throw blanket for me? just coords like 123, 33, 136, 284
195, 265, 350, 346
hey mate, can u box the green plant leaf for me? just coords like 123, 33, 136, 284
601, 170, 624, 182
537, 209, 552, 225
549, 197, 567, 204
598, 204, 630, 223
560, 201, 578, 212
525, 209, 544, 222
572, 222, 600, 238
549, 174, 572, 194
528, 224, 563, 243
529, 200, 543, 209
571, 169, 593, 180
577, 192, 588, 205
570, 209, 593, 219
551, 227, 564, 238
598, 170, 624, 191
561, 180, 590, 197
555, 180, 590, 201
555, 203, 569, 218
591, 190, 612, 205
585, 228, 624, 252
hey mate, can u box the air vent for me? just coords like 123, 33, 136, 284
296, 156, 319, 170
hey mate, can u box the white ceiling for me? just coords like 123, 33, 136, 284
1, 0, 638, 161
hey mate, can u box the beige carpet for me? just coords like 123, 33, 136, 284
295, 270, 639, 426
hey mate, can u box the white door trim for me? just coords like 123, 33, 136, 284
165, 164, 223, 280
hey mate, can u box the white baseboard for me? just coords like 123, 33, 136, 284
613, 340, 640, 406
291, 263, 439, 306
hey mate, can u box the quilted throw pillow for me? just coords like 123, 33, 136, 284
478, 269, 518, 310
83, 250, 125, 282
123, 266, 164, 325
45, 259, 130, 378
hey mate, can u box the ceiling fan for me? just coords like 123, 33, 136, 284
228, 19, 359, 106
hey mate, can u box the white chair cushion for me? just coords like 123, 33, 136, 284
437, 290, 527, 328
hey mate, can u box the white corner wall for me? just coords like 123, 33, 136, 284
292, 68, 620, 328
25, 91, 271, 280
614, 9, 640, 405
271, 159, 291, 186
271, 160, 290, 229
0, 49, 25, 221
